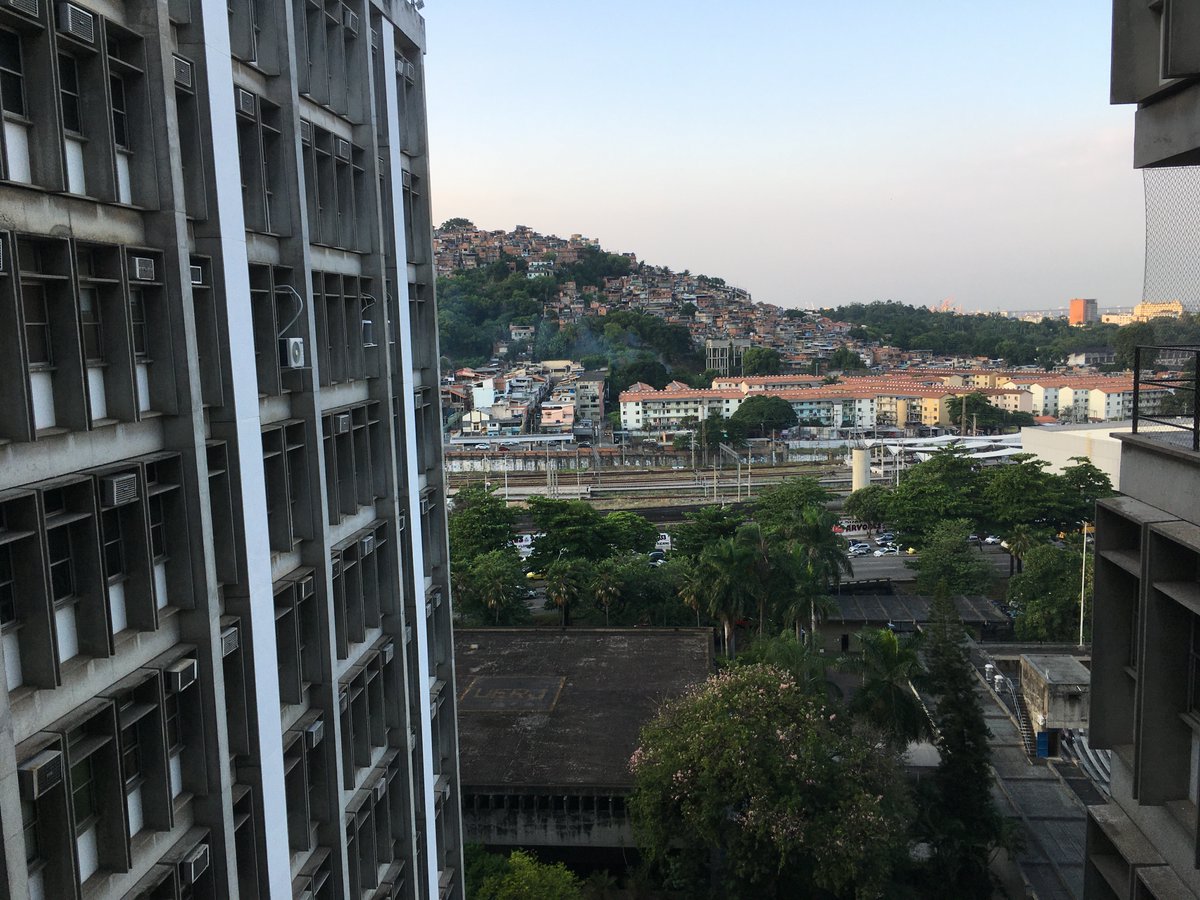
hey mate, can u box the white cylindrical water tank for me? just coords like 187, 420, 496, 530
851, 448, 870, 493
985, 663, 995, 681
994, 674, 1005, 693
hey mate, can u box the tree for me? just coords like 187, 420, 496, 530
439, 217, 475, 231
630, 664, 912, 899
588, 560, 623, 627
1114, 321, 1158, 368
1060, 456, 1115, 523
473, 850, 582, 900
1008, 544, 1090, 642
841, 629, 930, 748
670, 504, 747, 558
752, 477, 831, 529
455, 549, 530, 625
737, 633, 838, 700
828, 346, 864, 371
699, 538, 753, 657
774, 505, 853, 644
1003, 523, 1040, 575
844, 484, 893, 529
741, 347, 783, 375
907, 518, 993, 595
887, 446, 982, 544
982, 454, 1071, 532
733, 522, 784, 636
919, 590, 1011, 897
448, 483, 516, 565
602, 510, 658, 555
526, 498, 613, 569
544, 559, 592, 626
730, 394, 797, 437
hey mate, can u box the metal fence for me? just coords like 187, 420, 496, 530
1133, 345, 1199, 450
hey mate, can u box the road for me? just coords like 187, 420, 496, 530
844, 544, 1014, 582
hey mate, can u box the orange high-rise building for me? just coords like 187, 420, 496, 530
1069, 297, 1099, 325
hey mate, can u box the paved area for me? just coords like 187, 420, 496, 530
982, 682, 1087, 900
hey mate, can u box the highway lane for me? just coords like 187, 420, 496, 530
844, 544, 1015, 582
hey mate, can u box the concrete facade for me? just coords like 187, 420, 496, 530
0, 1, 462, 898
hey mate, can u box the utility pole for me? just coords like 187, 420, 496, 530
1079, 522, 1089, 647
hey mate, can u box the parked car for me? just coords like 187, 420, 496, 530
983, 535, 1002, 545
473, 442, 490, 450
848, 547, 870, 558
967, 534, 981, 544
876, 532, 895, 543
873, 547, 900, 557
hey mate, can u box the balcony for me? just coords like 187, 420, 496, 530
1132, 345, 1198, 452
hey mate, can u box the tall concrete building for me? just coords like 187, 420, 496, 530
1082, 5, 1200, 898
0, 1, 462, 898
1069, 297, 1099, 326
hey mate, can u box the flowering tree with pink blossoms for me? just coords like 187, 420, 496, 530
629, 664, 912, 899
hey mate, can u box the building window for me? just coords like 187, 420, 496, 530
21, 799, 39, 866
1189, 615, 1200, 716
79, 287, 104, 363
22, 285, 51, 367
0, 540, 14, 629
100, 508, 125, 581
164, 693, 181, 752
48, 526, 75, 602
120, 722, 143, 788
110, 75, 128, 149
148, 495, 166, 560
0, 29, 25, 117
70, 755, 98, 834
129, 289, 148, 358
58, 55, 81, 134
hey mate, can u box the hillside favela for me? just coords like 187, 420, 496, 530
0, 2, 1196, 900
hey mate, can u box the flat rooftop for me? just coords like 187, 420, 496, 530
1021, 653, 1091, 686
454, 628, 712, 792
827, 594, 1009, 627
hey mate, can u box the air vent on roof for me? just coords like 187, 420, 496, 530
179, 844, 210, 884
131, 256, 156, 281
335, 138, 351, 160
18, 750, 63, 799
56, 2, 94, 43
100, 473, 139, 507
235, 88, 257, 117
173, 56, 194, 88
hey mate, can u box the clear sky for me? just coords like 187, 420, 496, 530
422, 1, 1144, 313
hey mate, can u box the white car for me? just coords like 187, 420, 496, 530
984, 535, 1002, 545
473, 443, 490, 450
873, 547, 900, 557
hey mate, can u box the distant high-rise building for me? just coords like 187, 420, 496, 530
0, 2, 462, 898
1069, 297, 1099, 326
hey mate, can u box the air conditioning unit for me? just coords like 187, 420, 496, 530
173, 55, 194, 89
420, 495, 431, 515
165, 657, 197, 693
189, 264, 205, 285
397, 513, 405, 532
380, 641, 394, 665
342, 6, 358, 35
332, 412, 351, 435
361, 319, 376, 348
131, 256, 156, 281
279, 337, 306, 369
401, 170, 412, 189
370, 27, 380, 50
404, 624, 412, 644
339, 688, 349, 713
56, 2, 94, 43
220, 624, 239, 657
304, 719, 324, 749
432, 587, 442, 608
235, 88, 257, 117
18, 750, 63, 799
359, 533, 375, 555
100, 472, 139, 507
299, 120, 313, 145
179, 843, 210, 884
407, 728, 416, 751
298, 574, 315, 598
373, 779, 386, 802
1, 0, 39, 20
335, 138, 352, 160
404, 61, 415, 81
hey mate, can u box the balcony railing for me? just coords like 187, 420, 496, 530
1133, 345, 1199, 451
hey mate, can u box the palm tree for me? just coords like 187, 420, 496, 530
742, 632, 840, 700
733, 522, 779, 636
701, 538, 753, 657
841, 628, 931, 747
545, 559, 586, 626
677, 564, 710, 628
1005, 524, 1037, 575
775, 506, 852, 646
589, 564, 623, 626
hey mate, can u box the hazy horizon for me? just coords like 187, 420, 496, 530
423, 1, 1144, 314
